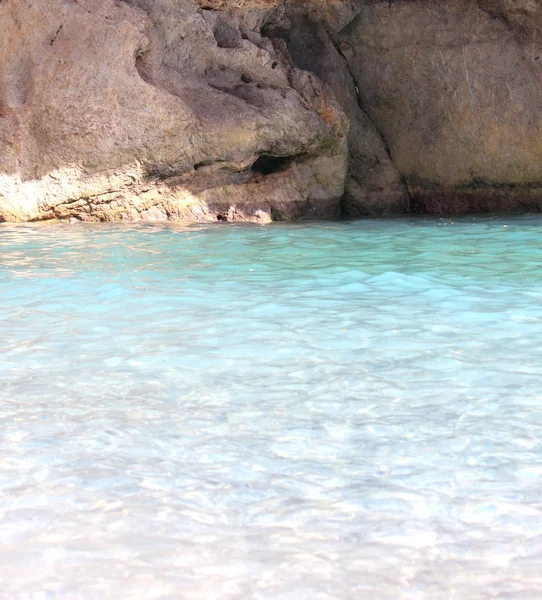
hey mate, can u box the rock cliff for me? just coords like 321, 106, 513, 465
1, 0, 542, 222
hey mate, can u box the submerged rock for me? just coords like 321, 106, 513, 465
1, 0, 542, 221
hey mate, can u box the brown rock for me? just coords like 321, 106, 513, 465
339, 0, 542, 212
0, 0, 347, 222
4, 0, 542, 221
478, 0, 542, 38
277, 7, 409, 215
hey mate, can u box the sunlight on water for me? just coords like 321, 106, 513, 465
2, 215, 542, 599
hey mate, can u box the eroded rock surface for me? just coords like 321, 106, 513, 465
0, 0, 347, 222
2, 0, 542, 221
276, 5, 409, 215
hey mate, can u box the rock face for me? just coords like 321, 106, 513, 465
274, 4, 409, 215
1, 0, 542, 221
0, 0, 348, 222
338, 0, 542, 213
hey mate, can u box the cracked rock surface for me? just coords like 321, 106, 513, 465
1, 0, 542, 221
338, 0, 542, 212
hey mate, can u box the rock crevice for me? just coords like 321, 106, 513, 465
335, 0, 542, 213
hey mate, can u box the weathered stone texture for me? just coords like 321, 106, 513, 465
2, 0, 542, 221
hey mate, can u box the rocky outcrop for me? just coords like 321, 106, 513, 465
2, 0, 542, 221
337, 0, 542, 213
0, 0, 348, 222
266, 7, 406, 216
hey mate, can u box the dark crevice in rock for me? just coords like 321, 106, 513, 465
135, 48, 153, 86
194, 160, 219, 171
251, 154, 300, 176
270, 206, 287, 221
48, 24, 63, 47
339, 192, 348, 217
336, 45, 412, 212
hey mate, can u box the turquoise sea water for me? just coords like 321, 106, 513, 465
2, 215, 542, 599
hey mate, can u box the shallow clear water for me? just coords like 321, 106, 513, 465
2, 215, 542, 599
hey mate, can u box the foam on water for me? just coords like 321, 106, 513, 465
2, 215, 542, 599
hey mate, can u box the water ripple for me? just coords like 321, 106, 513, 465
2, 215, 542, 598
